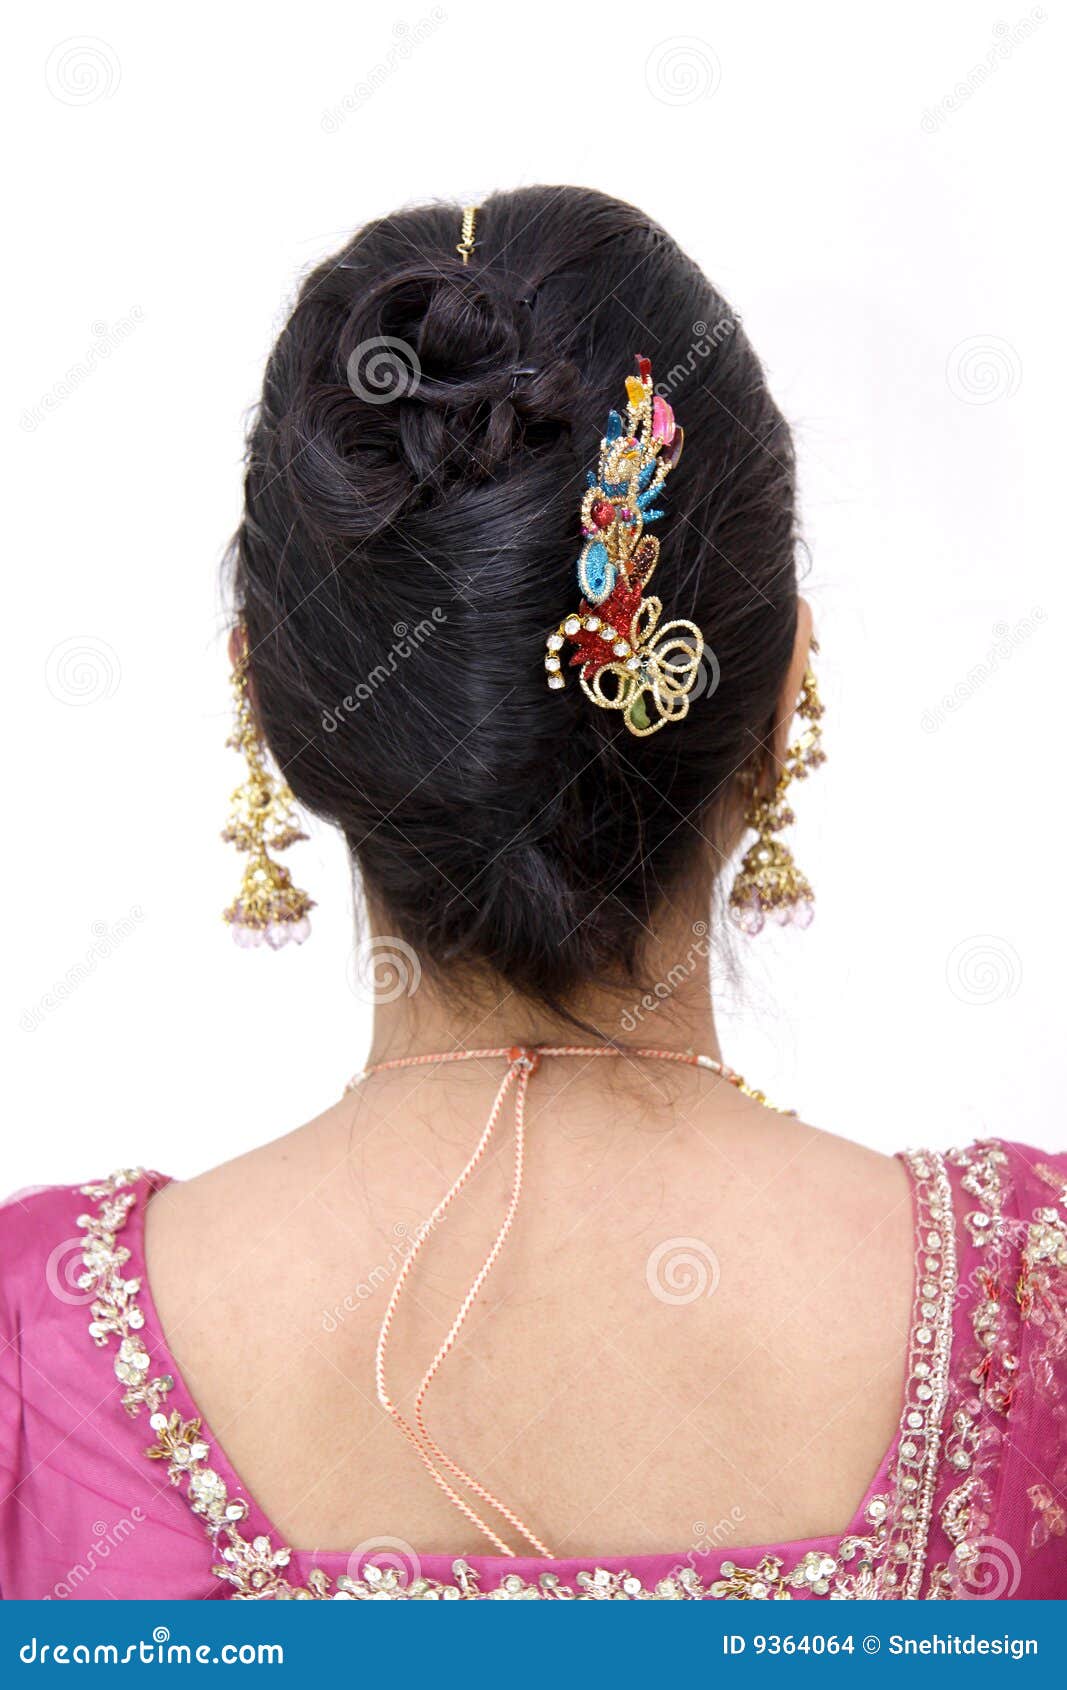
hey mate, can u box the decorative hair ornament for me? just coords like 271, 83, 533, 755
221, 632, 313, 949
728, 663, 825, 935
544, 355, 703, 736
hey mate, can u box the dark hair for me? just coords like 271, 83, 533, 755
232, 185, 798, 1016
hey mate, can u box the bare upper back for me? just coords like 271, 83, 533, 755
144, 1060, 915, 1557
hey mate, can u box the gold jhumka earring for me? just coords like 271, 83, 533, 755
221, 635, 313, 949
728, 665, 825, 935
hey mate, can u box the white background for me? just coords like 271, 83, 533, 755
4, 1, 1063, 1194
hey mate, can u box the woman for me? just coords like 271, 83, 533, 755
2, 187, 1064, 1601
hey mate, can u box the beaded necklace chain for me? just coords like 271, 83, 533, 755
344, 1043, 779, 1558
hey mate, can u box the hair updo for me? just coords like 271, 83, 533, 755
231, 185, 798, 1015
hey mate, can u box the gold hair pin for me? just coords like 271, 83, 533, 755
456, 206, 478, 264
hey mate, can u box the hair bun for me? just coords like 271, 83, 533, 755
365, 260, 581, 483
281, 259, 581, 541
236, 188, 799, 1019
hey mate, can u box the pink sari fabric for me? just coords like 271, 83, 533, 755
1, 1141, 1066, 1601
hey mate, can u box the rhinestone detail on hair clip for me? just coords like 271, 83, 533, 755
545, 357, 704, 736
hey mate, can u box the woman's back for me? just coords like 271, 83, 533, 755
4, 186, 1064, 1603
142, 1063, 913, 1557
4, 1053, 1065, 1599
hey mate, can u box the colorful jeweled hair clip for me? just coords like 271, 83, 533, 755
544, 356, 704, 736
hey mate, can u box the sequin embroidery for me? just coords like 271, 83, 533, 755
76, 1164, 956, 1601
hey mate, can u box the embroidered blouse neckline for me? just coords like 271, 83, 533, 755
74, 1154, 955, 1599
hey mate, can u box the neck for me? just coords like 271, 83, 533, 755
364, 902, 721, 1068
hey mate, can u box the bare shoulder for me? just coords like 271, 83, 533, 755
677, 1082, 916, 1265
146, 1083, 916, 1319
656, 1087, 918, 1378
143, 1097, 356, 1342
750, 1108, 914, 1236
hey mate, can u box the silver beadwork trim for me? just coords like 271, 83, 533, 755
893, 1152, 958, 1600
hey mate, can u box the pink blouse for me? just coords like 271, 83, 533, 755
2, 1140, 1066, 1601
